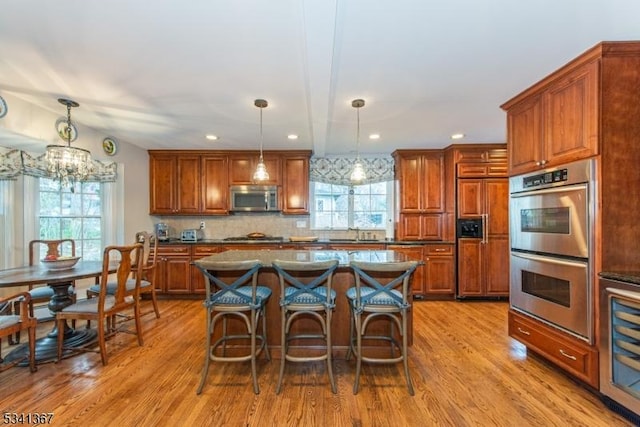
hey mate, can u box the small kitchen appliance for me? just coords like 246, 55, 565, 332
155, 223, 169, 241
181, 229, 203, 242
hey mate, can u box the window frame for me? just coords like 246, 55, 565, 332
309, 180, 394, 231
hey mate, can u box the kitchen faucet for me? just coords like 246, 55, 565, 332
348, 227, 360, 241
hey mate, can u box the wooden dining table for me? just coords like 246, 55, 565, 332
0, 260, 117, 365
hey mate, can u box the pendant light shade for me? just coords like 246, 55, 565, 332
46, 98, 93, 191
350, 99, 366, 183
253, 99, 270, 182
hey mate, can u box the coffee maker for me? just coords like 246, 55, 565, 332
155, 223, 170, 241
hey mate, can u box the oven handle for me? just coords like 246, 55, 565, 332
510, 183, 588, 198
510, 251, 587, 268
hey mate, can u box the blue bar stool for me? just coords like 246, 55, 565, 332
196, 260, 271, 395
346, 260, 419, 395
272, 259, 339, 394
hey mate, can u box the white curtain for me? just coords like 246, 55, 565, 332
102, 163, 125, 247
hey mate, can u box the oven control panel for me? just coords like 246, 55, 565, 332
523, 168, 568, 188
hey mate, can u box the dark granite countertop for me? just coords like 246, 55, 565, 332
599, 271, 640, 286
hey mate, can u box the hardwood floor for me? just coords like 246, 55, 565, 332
0, 299, 634, 426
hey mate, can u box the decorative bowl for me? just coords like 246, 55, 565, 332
41, 256, 81, 270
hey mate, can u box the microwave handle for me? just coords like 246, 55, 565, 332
264, 191, 269, 210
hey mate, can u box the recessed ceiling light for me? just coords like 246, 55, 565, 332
369, 134, 380, 140
451, 133, 465, 140
205, 134, 218, 141
287, 134, 298, 140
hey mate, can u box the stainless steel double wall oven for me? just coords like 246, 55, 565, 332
509, 159, 595, 343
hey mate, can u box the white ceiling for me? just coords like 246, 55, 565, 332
1, 0, 639, 157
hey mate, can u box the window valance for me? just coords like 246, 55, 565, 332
310, 156, 394, 186
0, 146, 117, 182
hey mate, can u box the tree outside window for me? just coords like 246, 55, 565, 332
38, 178, 103, 261
310, 181, 391, 230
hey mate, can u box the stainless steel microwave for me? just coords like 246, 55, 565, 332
230, 185, 279, 212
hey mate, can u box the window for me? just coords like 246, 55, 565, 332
310, 180, 393, 230
38, 178, 103, 261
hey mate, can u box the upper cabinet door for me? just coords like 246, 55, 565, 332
396, 154, 422, 212
149, 156, 176, 214
229, 154, 281, 185
395, 151, 444, 213
507, 96, 544, 176
422, 153, 444, 212
282, 156, 309, 214
201, 155, 229, 215
175, 156, 201, 214
544, 60, 599, 165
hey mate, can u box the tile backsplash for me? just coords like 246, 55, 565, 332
153, 214, 393, 240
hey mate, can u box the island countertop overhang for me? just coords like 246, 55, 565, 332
194, 249, 417, 268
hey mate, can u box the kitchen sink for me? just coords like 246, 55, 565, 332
328, 238, 381, 242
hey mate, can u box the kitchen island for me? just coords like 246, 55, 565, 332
194, 249, 417, 358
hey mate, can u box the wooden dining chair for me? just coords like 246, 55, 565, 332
56, 244, 144, 366
86, 231, 160, 321
346, 260, 419, 395
13, 239, 77, 343
0, 292, 37, 373
272, 259, 339, 394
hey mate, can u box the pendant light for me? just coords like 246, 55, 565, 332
350, 99, 366, 183
46, 98, 93, 191
253, 99, 269, 182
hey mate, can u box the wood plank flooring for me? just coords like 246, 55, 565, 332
0, 299, 634, 426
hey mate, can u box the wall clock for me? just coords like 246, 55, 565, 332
0, 95, 7, 118
102, 137, 118, 156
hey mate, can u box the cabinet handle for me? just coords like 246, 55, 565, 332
540, 160, 547, 166
481, 214, 488, 244
535, 161, 541, 166
517, 327, 530, 336
434, 248, 446, 252
559, 349, 577, 361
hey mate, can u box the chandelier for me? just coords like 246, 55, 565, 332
350, 99, 366, 183
253, 99, 270, 182
46, 98, 93, 190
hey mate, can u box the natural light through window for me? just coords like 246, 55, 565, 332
38, 178, 103, 261
310, 180, 392, 230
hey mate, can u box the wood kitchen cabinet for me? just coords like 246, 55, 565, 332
282, 155, 310, 214
424, 244, 455, 295
457, 177, 509, 297
228, 153, 281, 185
502, 56, 599, 175
397, 214, 443, 241
394, 150, 444, 213
154, 245, 192, 295
509, 310, 598, 388
393, 150, 445, 241
201, 155, 229, 215
388, 244, 454, 297
149, 154, 201, 214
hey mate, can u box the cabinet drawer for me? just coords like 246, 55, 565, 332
508, 310, 598, 387
193, 245, 220, 256
457, 163, 489, 177
157, 245, 190, 256
457, 163, 508, 178
425, 245, 453, 256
